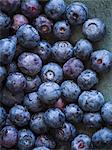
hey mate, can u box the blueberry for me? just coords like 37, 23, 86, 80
55, 122, 77, 142
21, 0, 41, 19
61, 80, 81, 103
54, 98, 65, 110
78, 90, 105, 112
66, 2, 88, 25
25, 75, 41, 93
44, 108, 65, 128
77, 69, 98, 90
41, 62, 63, 83
83, 113, 103, 129
52, 41, 73, 64
45, 0, 66, 20
16, 24, 40, 49
0, 66, 7, 89
18, 129, 35, 150
92, 127, 112, 148
35, 135, 56, 149
23, 92, 43, 113
91, 50, 112, 73
6, 61, 18, 74
38, 82, 61, 104
1, 87, 24, 107
30, 113, 48, 135
9, 105, 30, 127
34, 15, 53, 35
0, 0, 20, 14
71, 134, 91, 150
53, 20, 71, 40
74, 39, 93, 60
0, 107, 6, 129
18, 52, 42, 76
63, 57, 84, 79
12, 14, 28, 31
101, 101, 112, 125
64, 104, 83, 124
6, 72, 26, 93
34, 40, 51, 61
83, 18, 106, 41
1, 126, 18, 148
33, 147, 50, 150
0, 36, 17, 64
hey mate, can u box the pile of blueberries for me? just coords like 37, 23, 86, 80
0, 0, 112, 150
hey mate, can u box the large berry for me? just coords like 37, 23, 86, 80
1, 126, 18, 148
0, 107, 6, 129
83, 18, 106, 41
34, 15, 53, 35
71, 134, 91, 150
63, 57, 84, 79
74, 39, 93, 60
0, 36, 17, 64
44, 108, 65, 128
64, 104, 83, 124
53, 20, 71, 40
41, 62, 63, 83
55, 122, 77, 142
78, 90, 105, 112
18, 129, 35, 150
30, 113, 48, 135
0, 66, 7, 89
23, 92, 43, 113
9, 105, 30, 127
61, 80, 81, 103
66, 2, 88, 25
18, 52, 42, 76
16, 24, 40, 49
52, 41, 73, 63
45, 0, 66, 20
91, 50, 112, 73
38, 82, 61, 104
21, 0, 41, 19
35, 135, 56, 149
77, 69, 98, 90
92, 128, 112, 148
6, 72, 26, 93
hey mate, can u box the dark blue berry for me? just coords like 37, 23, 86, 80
77, 69, 98, 90
6, 72, 26, 93
0, 66, 7, 89
23, 92, 43, 113
18, 52, 42, 76
53, 20, 71, 40
0, 107, 6, 129
1, 126, 18, 148
91, 50, 112, 73
30, 113, 48, 135
83, 18, 106, 41
21, 0, 41, 19
18, 129, 35, 150
83, 113, 103, 129
41, 62, 63, 83
71, 134, 91, 150
61, 80, 81, 103
78, 90, 105, 112
16, 24, 40, 49
66, 2, 88, 25
0, 36, 17, 64
92, 128, 112, 148
9, 105, 30, 127
64, 104, 83, 124
52, 41, 73, 63
74, 39, 93, 60
38, 82, 61, 104
55, 122, 77, 142
44, 108, 65, 128
35, 135, 56, 149
45, 0, 66, 20
63, 57, 84, 79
